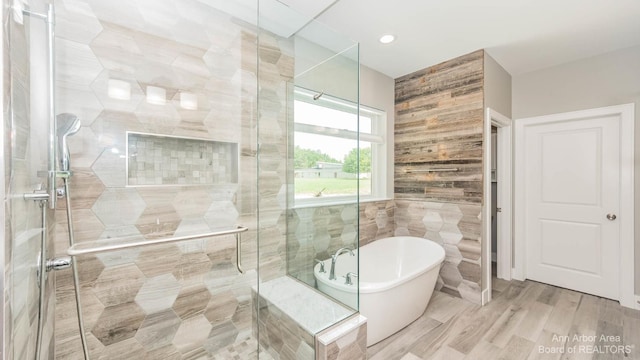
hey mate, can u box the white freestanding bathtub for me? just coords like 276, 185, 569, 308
314, 236, 445, 346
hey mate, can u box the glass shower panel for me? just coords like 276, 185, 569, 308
52, 0, 260, 358
4, 0, 56, 358
289, 21, 360, 308
257, 1, 359, 358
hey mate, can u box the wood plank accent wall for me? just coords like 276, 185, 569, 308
395, 50, 485, 203
393, 50, 485, 304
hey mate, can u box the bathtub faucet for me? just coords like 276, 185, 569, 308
329, 247, 355, 280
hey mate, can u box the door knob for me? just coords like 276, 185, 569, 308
606, 213, 617, 221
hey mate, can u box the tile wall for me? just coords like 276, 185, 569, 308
394, 200, 482, 300
286, 204, 358, 287
316, 315, 367, 360
302, 199, 481, 303
287, 200, 395, 289
126, 133, 238, 186
359, 201, 396, 247
253, 276, 353, 360
256, 29, 293, 283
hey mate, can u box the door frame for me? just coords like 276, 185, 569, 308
482, 108, 512, 305
514, 103, 635, 309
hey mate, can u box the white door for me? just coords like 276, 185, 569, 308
523, 114, 620, 300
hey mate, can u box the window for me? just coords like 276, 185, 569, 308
293, 87, 387, 205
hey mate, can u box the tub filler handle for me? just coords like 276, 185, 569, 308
315, 259, 326, 273
344, 272, 358, 285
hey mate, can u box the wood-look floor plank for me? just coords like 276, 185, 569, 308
623, 314, 640, 338
527, 330, 566, 360
559, 294, 600, 360
446, 280, 531, 355
622, 316, 640, 357
592, 320, 625, 360
537, 286, 561, 306
515, 301, 554, 342
464, 340, 502, 359
497, 335, 535, 360
544, 289, 581, 335
513, 281, 546, 309
428, 346, 465, 360
493, 277, 510, 293
571, 294, 600, 335
498, 281, 529, 304
446, 305, 505, 354
484, 305, 528, 348
407, 309, 476, 359
368, 280, 640, 360
367, 316, 442, 360
400, 353, 423, 360
597, 298, 624, 327
621, 306, 640, 320
424, 291, 476, 324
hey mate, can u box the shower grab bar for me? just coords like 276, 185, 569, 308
67, 226, 248, 273
404, 168, 459, 173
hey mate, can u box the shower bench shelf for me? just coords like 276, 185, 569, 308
66, 225, 248, 273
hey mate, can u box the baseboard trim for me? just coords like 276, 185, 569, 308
481, 289, 490, 306
511, 267, 524, 281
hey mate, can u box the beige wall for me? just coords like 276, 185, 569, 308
482, 52, 512, 298
361, 65, 395, 198
512, 44, 640, 295
484, 52, 512, 118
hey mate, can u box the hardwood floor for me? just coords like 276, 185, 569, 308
367, 277, 640, 360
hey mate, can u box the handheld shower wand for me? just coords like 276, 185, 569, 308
56, 113, 81, 172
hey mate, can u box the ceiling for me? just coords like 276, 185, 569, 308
304, 0, 640, 78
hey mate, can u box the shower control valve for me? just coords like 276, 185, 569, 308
46, 256, 72, 272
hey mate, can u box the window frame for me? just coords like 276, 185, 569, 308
293, 87, 388, 208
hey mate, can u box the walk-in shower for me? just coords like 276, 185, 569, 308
2, 0, 361, 359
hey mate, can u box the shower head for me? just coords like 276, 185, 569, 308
56, 113, 81, 172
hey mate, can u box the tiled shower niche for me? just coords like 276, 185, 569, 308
127, 132, 239, 186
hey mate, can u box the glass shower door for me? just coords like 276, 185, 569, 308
4, 0, 57, 358
51, 0, 262, 358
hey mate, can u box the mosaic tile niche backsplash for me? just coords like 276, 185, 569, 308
127, 132, 238, 186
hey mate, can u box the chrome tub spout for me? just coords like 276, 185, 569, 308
329, 247, 354, 280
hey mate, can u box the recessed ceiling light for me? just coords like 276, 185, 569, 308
379, 34, 396, 44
